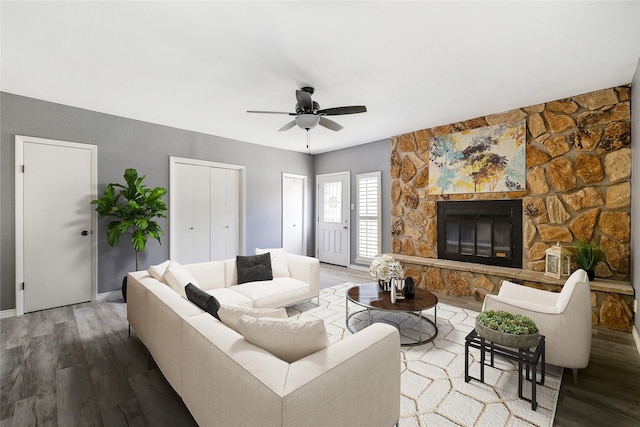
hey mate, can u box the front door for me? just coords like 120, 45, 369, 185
16, 136, 97, 313
316, 172, 350, 266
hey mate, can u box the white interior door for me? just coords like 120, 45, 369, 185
16, 136, 97, 314
172, 163, 211, 264
211, 168, 240, 260
282, 174, 306, 255
316, 172, 350, 266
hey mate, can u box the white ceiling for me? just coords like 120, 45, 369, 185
2, 1, 639, 154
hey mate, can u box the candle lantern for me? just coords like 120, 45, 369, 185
545, 242, 571, 278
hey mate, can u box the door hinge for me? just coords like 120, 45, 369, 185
21, 165, 25, 173
19, 282, 24, 290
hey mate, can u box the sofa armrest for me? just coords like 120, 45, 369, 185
286, 253, 320, 297
283, 323, 400, 427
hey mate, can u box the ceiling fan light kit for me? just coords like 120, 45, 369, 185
295, 114, 320, 130
248, 86, 367, 133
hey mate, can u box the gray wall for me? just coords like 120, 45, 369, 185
314, 139, 392, 266
632, 58, 640, 335
1, 93, 315, 310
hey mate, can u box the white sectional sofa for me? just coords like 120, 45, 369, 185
127, 252, 401, 427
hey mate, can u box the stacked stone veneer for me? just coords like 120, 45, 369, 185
390, 86, 633, 331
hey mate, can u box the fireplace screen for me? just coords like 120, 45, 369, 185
438, 200, 522, 268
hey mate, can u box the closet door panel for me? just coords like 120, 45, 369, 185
173, 163, 211, 264
225, 169, 241, 258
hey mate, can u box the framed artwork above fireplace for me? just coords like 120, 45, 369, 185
428, 120, 526, 195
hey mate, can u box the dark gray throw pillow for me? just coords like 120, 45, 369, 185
236, 253, 273, 284
185, 283, 221, 320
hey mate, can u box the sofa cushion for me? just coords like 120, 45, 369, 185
185, 261, 226, 291
236, 253, 273, 284
165, 261, 200, 298
255, 248, 290, 278
148, 260, 171, 283
218, 305, 288, 333
207, 288, 254, 308
233, 277, 310, 309
185, 283, 221, 320
237, 316, 329, 363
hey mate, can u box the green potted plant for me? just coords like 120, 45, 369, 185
573, 239, 604, 281
92, 168, 168, 300
475, 310, 539, 349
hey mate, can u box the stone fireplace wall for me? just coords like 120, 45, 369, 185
391, 85, 631, 280
390, 86, 633, 331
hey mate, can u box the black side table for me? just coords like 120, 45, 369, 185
464, 329, 546, 410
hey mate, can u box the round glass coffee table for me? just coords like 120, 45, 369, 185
345, 283, 438, 346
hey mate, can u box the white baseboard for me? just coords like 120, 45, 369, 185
97, 290, 123, 301
633, 326, 640, 357
1, 309, 17, 319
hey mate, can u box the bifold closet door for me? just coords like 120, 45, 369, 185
172, 163, 212, 264
210, 168, 240, 260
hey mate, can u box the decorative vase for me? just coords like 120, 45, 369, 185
405, 277, 415, 299
586, 269, 595, 281
378, 279, 391, 292
122, 275, 128, 302
475, 319, 539, 349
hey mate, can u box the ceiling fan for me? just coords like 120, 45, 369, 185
247, 87, 367, 132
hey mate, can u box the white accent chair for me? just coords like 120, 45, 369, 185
482, 269, 592, 383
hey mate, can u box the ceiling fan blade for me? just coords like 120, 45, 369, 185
295, 90, 313, 111
318, 106, 367, 116
278, 120, 297, 131
319, 117, 343, 131
247, 110, 295, 115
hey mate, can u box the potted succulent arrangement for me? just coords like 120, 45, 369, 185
475, 310, 540, 349
573, 239, 604, 281
91, 168, 167, 300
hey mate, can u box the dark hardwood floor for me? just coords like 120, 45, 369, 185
1, 264, 638, 426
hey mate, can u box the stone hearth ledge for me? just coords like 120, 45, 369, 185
391, 254, 633, 296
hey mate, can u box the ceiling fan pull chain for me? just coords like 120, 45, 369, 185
306, 129, 311, 155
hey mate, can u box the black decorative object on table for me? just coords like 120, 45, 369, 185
404, 277, 415, 299
122, 276, 128, 302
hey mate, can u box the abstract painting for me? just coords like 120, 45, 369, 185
428, 119, 526, 195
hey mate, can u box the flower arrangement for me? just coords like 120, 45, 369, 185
370, 254, 404, 281
476, 310, 539, 335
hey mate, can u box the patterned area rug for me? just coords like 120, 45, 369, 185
287, 283, 562, 427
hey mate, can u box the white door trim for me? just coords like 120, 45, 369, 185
169, 156, 246, 260
315, 171, 350, 266
282, 173, 307, 256
15, 135, 98, 316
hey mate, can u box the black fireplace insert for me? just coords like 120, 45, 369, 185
437, 200, 522, 268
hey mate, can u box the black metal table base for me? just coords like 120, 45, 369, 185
464, 329, 545, 410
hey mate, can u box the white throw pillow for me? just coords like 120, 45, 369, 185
218, 305, 288, 333
255, 248, 290, 278
164, 261, 200, 298
147, 260, 171, 283
237, 316, 329, 363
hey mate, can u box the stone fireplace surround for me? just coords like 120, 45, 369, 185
390, 85, 633, 332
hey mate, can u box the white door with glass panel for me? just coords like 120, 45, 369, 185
316, 172, 350, 266
16, 136, 97, 314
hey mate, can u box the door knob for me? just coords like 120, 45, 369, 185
81, 230, 89, 236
